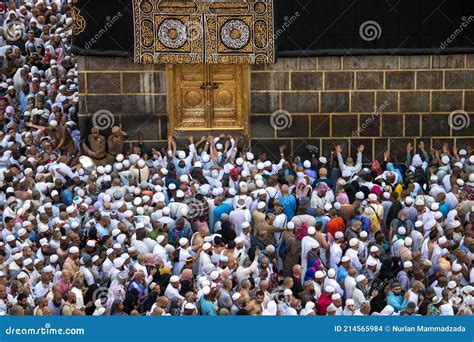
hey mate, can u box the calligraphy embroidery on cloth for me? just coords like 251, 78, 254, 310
133, 0, 274, 64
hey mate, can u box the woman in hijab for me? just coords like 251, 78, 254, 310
342, 298, 355, 316
110, 300, 126, 315
83, 283, 100, 316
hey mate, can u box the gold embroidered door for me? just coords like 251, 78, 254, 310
167, 64, 249, 132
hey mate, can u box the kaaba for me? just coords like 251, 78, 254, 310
73, 0, 474, 162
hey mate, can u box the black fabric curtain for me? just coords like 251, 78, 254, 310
72, 0, 474, 58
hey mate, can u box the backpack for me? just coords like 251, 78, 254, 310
267, 190, 278, 209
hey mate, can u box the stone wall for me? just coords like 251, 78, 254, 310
78, 55, 474, 162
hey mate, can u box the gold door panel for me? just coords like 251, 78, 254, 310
167, 64, 249, 132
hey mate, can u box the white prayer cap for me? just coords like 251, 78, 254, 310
452, 263, 462, 272
234, 236, 243, 244
360, 231, 368, 238
367, 258, 377, 267
415, 199, 424, 206
116, 154, 124, 162
341, 256, 350, 263
441, 155, 450, 164
324, 203, 332, 211
257, 162, 264, 170
202, 242, 212, 251
106, 249, 114, 256
356, 275, 366, 283
265, 245, 275, 253
23, 258, 33, 266
179, 238, 189, 247
430, 175, 438, 182
232, 292, 241, 301
257, 201, 266, 209
415, 220, 423, 228
202, 154, 210, 163
156, 235, 166, 244
242, 222, 251, 229
370, 246, 379, 253
113, 243, 121, 249
335, 231, 344, 239
194, 161, 202, 168
319, 157, 327, 164
51, 190, 59, 197
133, 198, 142, 206
456, 179, 464, 186
383, 192, 391, 200
423, 259, 432, 267
6, 235, 15, 242
470, 155, 474, 164
447, 281, 457, 289
43, 266, 54, 273
368, 193, 377, 202
325, 286, 335, 293
452, 220, 461, 228
202, 286, 211, 295
236, 157, 244, 166
176, 190, 184, 198
438, 236, 447, 245
404, 197, 414, 205
431, 203, 439, 211
69, 246, 79, 254
113, 257, 125, 268
315, 271, 325, 279
39, 238, 49, 246
349, 238, 359, 247
404, 237, 413, 246
397, 226, 406, 235
177, 151, 186, 159
327, 268, 336, 278
246, 152, 254, 161
307, 226, 316, 235
283, 289, 293, 296
334, 202, 341, 210
66, 205, 75, 214
434, 211, 443, 220
86, 240, 96, 247
303, 160, 311, 168
355, 191, 364, 200
403, 261, 413, 268
50, 255, 58, 263
210, 271, 219, 280
184, 303, 195, 310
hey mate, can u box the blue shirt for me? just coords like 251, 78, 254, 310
337, 266, 348, 284
387, 292, 407, 312
213, 203, 232, 225
279, 195, 297, 220
60, 188, 73, 206
199, 296, 217, 316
